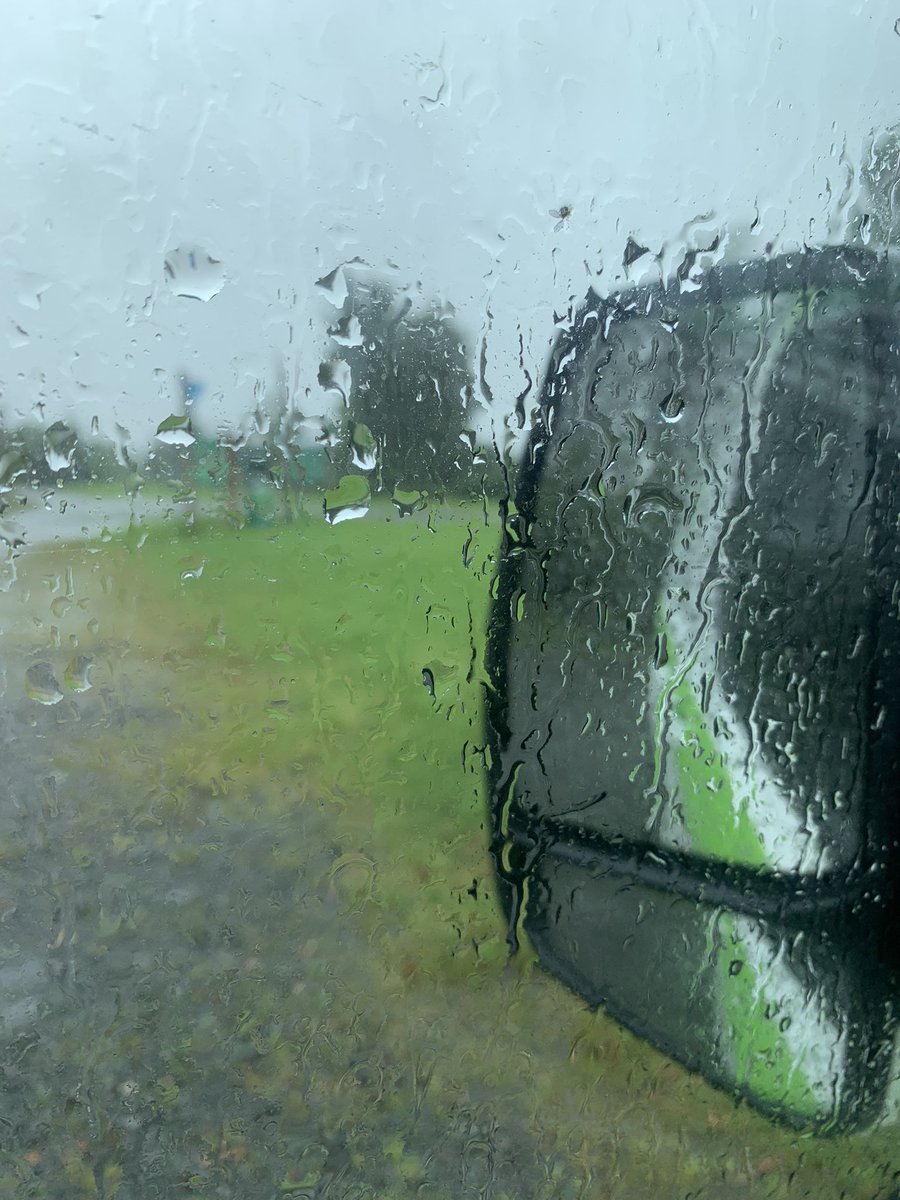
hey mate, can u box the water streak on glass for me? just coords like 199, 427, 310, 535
0, 3, 898, 1198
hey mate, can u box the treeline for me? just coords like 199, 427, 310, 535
1, 272, 505, 519
0, 420, 130, 489
319, 274, 501, 501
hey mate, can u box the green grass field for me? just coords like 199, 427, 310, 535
1, 498, 897, 1199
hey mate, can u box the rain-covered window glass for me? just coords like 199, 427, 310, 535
1, 4, 898, 1197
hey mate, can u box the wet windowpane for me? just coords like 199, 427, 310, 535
1, 5, 898, 1198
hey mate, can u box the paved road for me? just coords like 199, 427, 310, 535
1, 487, 208, 553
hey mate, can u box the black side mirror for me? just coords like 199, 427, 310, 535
487, 246, 900, 1131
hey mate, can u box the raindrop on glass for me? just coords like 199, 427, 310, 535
26, 662, 64, 705
324, 475, 370, 524
163, 244, 225, 301
155, 414, 196, 446
328, 314, 363, 347
623, 236, 650, 268
64, 656, 93, 693
0, 448, 27, 491
392, 487, 426, 517
180, 558, 205, 581
43, 421, 77, 472
659, 388, 685, 423
315, 265, 348, 307
318, 360, 352, 405
350, 423, 377, 471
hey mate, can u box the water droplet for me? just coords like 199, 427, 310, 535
728, 960, 744, 976
653, 632, 669, 669
50, 595, 71, 618
26, 662, 63, 705
163, 244, 225, 301
623, 236, 650, 268
622, 485, 682, 528
658, 311, 679, 333
350, 423, 377, 471
417, 60, 448, 110
328, 314, 363, 347
63, 656, 93, 693
392, 487, 427, 517
318, 360, 352, 405
894, 16, 900, 35
659, 388, 685, 423
328, 853, 376, 914
155, 414, 196, 446
315, 266, 348, 307
457, 428, 486, 463
265, 699, 292, 722
43, 421, 77, 471
0, 449, 27, 491
419, 660, 459, 706
180, 558, 205, 581
252, 405, 270, 436
323, 475, 370, 524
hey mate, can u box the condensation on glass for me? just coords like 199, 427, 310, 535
0, 3, 898, 1198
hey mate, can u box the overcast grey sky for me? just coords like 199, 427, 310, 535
1, 0, 898, 453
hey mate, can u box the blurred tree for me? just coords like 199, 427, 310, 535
325, 276, 486, 498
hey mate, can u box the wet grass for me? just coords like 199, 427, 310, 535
1, 500, 898, 1199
